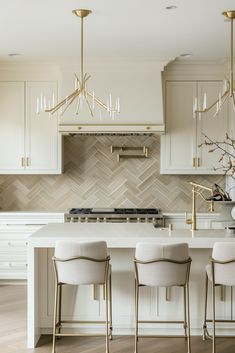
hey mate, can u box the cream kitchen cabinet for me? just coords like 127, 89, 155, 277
160, 80, 228, 174
0, 212, 64, 282
0, 81, 61, 174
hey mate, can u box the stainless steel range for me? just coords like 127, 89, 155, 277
65, 208, 164, 226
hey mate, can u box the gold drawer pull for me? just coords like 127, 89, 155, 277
197, 157, 200, 167
192, 157, 196, 167
21, 157, 25, 167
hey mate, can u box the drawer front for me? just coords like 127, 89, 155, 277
0, 240, 28, 251
0, 261, 27, 279
0, 239, 28, 280
0, 253, 27, 262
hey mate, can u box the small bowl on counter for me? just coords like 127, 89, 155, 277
225, 226, 235, 236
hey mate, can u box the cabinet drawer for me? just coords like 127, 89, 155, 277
0, 253, 27, 262
0, 240, 28, 251
0, 261, 27, 280
0, 261, 27, 271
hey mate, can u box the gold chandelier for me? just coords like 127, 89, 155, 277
37, 9, 120, 118
193, 10, 235, 118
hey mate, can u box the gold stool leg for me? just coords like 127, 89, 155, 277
52, 283, 59, 353
105, 281, 110, 353
134, 280, 139, 353
58, 284, 62, 335
183, 286, 187, 339
212, 281, 216, 353
186, 282, 191, 353
203, 274, 209, 340
109, 270, 113, 340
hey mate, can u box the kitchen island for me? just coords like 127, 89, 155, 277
28, 223, 235, 348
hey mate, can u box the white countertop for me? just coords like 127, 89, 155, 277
28, 223, 235, 249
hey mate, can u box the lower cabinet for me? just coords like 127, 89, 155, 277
0, 213, 64, 281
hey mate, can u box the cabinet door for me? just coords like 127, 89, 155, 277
160, 81, 197, 174
25, 82, 61, 174
0, 82, 24, 172
197, 81, 228, 173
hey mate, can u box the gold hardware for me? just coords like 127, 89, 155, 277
26, 157, 30, 167
72, 9, 92, 18
93, 284, 98, 300
111, 146, 147, 153
21, 157, 25, 167
222, 11, 235, 19
220, 285, 226, 301
192, 157, 196, 167
185, 182, 214, 230
117, 152, 148, 161
197, 157, 200, 167
77, 126, 82, 130
166, 287, 171, 301
114, 146, 149, 161
146, 126, 151, 130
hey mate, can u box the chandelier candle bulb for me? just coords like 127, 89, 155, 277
109, 94, 112, 110
219, 93, 222, 107
203, 93, 207, 110
36, 98, 40, 115
43, 96, 47, 110
223, 79, 228, 94
92, 91, 95, 109
193, 97, 198, 115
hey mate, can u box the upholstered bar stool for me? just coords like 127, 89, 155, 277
203, 242, 235, 353
52, 240, 112, 353
134, 242, 192, 353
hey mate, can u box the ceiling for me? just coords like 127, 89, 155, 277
1, 0, 235, 63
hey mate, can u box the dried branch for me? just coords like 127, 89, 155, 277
199, 133, 235, 177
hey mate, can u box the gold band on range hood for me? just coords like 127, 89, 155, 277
58, 123, 165, 135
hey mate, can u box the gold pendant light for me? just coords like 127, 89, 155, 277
37, 9, 120, 118
193, 11, 235, 118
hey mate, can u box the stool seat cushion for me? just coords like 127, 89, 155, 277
54, 241, 108, 285
206, 242, 235, 286
135, 243, 190, 287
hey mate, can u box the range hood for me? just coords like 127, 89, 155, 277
58, 59, 172, 135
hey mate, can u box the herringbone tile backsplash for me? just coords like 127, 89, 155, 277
0, 135, 224, 212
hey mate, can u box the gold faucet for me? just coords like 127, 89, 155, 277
185, 182, 214, 230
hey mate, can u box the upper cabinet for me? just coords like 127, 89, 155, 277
160, 80, 228, 174
0, 82, 25, 171
25, 82, 61, 173
0, 81, 62, 174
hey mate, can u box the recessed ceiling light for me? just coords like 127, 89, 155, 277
165, 5, 177, 10
180, 53, 193, 58
8, 53, 21, 57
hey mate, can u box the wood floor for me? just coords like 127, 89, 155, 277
1, 285, 235, 353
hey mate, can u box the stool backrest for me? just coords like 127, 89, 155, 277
212, 242, 235, 286
135, 242, 190, 287
53, 241, 109, 285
